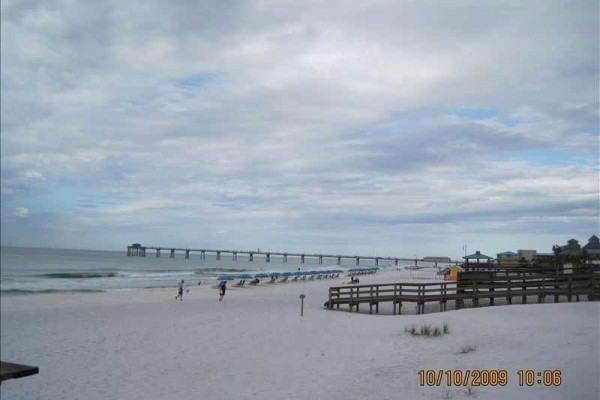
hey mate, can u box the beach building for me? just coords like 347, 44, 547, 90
552, 235, 600, 272
534, 252, 555, 268
518, 249, 536, 263
557, 239, 582, 256
555, 236, 600, 259
582, 235, 600, 258
496, 251, 519, 267
496, 250, 536, 268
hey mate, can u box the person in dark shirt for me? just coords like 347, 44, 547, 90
219, 280, 227, 301
175, 280, 185, 300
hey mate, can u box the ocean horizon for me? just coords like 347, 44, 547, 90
0, 246, 412, 295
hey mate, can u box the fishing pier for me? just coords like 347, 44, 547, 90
126, 243, 455, 266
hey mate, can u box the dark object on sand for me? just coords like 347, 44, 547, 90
1, 361, 39, 383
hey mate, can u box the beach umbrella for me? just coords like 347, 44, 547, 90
292, 271, 303, 276
282, 272, 293, 277
237, 274, 254, 279
254, 273, 270, 278
217, 275, 235, 281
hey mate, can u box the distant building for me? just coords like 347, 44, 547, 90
496, 251, 519, 267
496, 250, 536, 267
553, 235, 600, 271
422, 256, 452, 266
557, 238, 582, 256
534, 253, 555, 267
518, 250, 536, 262
495, 236, 599, 271
582, 235, 600, 259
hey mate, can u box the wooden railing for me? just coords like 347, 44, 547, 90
327, 271, 599, 315
328, 282, 456, 314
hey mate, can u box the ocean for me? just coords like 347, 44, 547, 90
0, 246, 401, 295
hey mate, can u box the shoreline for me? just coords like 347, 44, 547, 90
2, 268, 598, 400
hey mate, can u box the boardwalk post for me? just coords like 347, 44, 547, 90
299, 294, 306, 317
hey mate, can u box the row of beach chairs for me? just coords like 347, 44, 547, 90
217, 270, 345, 287
346, 267, 379, 276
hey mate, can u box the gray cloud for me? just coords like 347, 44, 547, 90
1, 0, 598, 257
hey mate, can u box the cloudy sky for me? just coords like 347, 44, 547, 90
1, 0, 598, 259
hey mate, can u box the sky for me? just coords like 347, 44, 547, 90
1, 0, 599, 259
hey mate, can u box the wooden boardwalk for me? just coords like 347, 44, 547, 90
327, 270, 600, 315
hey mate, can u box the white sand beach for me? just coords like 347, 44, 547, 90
1, 269, 599, 400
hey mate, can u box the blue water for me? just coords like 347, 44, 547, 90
0, 247, 396, 295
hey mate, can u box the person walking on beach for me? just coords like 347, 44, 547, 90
218, 280, 227, 301
175, 280, 185, 300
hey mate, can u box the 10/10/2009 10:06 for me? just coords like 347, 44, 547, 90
418, 369, 562, 387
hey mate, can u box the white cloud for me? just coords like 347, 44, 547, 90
13, 207, 29, 218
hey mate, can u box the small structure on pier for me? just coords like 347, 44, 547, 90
127, 243, 146, 257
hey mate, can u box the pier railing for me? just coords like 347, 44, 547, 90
127, 245, 460, 266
